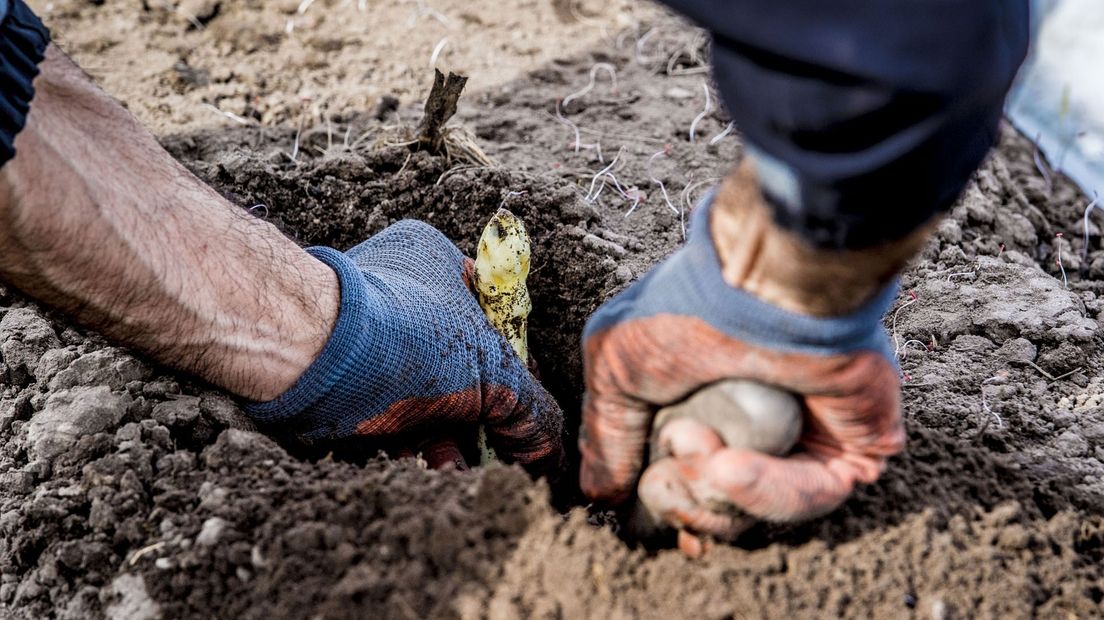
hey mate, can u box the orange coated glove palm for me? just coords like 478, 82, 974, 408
579, 197, 905, 552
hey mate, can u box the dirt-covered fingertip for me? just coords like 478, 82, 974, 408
417, 437, 469, 471
678, 530, 713, 559
485, 384, 566, 478
460, 256, 477, 293
657, 417, 725, 459
704, 449, 851, 521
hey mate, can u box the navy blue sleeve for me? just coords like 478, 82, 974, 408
0, 0, 51, 168
661, 0, 1030, 248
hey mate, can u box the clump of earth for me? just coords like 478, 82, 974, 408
4, 1, 1104, 618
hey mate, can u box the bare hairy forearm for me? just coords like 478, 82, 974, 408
0, 44, 339, 401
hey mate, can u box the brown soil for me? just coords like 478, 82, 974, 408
4, 1, 1104, 619
35, 0, 656, 134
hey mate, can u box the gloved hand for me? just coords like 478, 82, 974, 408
579, 191, 905, 553
246, 220, 563, 472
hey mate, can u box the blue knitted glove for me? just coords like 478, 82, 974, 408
246, 220, 563, 470
580, 193, 905, 547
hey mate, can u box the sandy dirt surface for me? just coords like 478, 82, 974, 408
33, 0, 655, 133
4, 1, 1104, 618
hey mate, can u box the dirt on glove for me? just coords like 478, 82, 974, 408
4, 1, 1104, 618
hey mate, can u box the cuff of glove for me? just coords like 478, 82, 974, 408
680, 194, 897, 357
245, 246, 377, 428
0, 0, 51, 167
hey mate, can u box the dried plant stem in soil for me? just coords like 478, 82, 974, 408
417, 69, 467, 152
413, 69, 493, 166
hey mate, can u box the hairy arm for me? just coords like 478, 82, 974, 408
0, 44, 339, 401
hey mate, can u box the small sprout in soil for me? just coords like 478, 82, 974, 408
407, 0, 450, 27
604, 175, 644, 212
636, 25, 710, 76
247, 204, 269, 219
569, 153, 643, 215
646, 148, 677, 214
646, 147, 681, 236
688, 83, 711, 144
1048, 367, 1083, 384
585, 147, 625, 203
286, 97, 311, 164
945, 269, 976, 281
553, 100, 602, 157
429, 37, 449, 67
980, 374, 1006, 429
434, 164, 484, 186
1019, 360, 1082, 386
891, 290, 919, 360
1023, 360, 1058, 382
635, 28, 660, 67
680, 176, 718, 217
290, 124, 303, 163
898, 339, 929, 360
553, 100, 583, 152
593, 165, 640, 207
201, 103, 251, 126
396, 152, 413, 175
172, 1, 208, 30
666, 31, 710, 76
621, 187, 646, 217
562, 63, 618, 109
500, 190, 527, 207
1055, 232, 1068, 288
709, 121, 735, 145
590, 182, 606, 204
552, 0, 597, 24
615, 27, 636, 50
127, 541, 167, 566
1080, 190, 1101, 265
